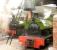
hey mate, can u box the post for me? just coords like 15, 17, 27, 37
53, 14, 57, 49
27, 11, 32, 20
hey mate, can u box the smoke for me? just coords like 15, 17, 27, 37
44, 8, 52, 19
0, 0, 23, 33
0, 0, 10, 33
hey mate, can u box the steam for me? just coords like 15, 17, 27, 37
0, 0, 23, 33
44, 8, 52, 19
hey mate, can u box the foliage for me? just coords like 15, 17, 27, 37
23, 20, 31, 30
46, 16, 53, 27
34, 18, 45, 30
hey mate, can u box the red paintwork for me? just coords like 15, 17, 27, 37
7, 28, 16, 36
18, 36, 45, 48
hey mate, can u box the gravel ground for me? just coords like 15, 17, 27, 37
0, 38, 52, 50
0, 39, 25, 50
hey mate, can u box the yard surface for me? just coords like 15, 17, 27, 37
0, 37, 52, 50
0, 39, 25, 50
